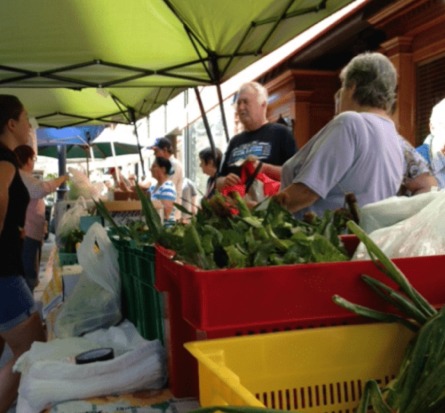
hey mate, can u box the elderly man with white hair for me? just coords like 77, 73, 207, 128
217, 81, 297, 190
416, 98, 445, 189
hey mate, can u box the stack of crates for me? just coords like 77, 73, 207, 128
154, 239, 445, 398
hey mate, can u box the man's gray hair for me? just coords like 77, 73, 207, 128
340, 52, 398, 112
238, 81, 268, 105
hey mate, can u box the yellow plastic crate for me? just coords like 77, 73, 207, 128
185, 323, 413, 413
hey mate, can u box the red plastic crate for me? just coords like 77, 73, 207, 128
155, 239, 445, 398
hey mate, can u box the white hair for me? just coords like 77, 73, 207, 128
430, 98, 445, 129
238, 81, 268, 105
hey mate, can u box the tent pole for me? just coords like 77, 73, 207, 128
194, 87, 216, 158
86, 131, 92, 178
57, 145, 67, 201
208, 52, 229, 143
86, 149, 91, 178
130, 108, 146, 177
216, 83, 230, 143
109, 134, 121, 184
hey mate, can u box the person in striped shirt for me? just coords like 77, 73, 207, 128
148, 156, 177, 225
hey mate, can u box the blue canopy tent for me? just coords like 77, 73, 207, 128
36, 125, 105, 146
36, 125, 106, 199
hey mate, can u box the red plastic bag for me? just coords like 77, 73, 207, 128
242, 161, 280, 197
220, 183, 246, 197
221, 161, 280, 201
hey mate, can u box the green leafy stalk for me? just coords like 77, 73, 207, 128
396, 308, 445, 412
347, 220, 437, 318
135, 184, 163, 241
332, 295, 419, 332
405, 357, 445, 413
230, 191, 252, 217
361, 275, 429, 326
355, 380, 393, 413
224, 244, 249, 268
94, 199, 129, 238
182, 223, 215, 269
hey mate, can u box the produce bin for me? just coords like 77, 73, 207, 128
185, 323, 414, 412
109, 236, 137, 322
79, 215, 103, 233
155, 241, 445, 398
110, 235, 164, 343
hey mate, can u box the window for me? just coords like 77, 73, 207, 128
416, 55, 445, 145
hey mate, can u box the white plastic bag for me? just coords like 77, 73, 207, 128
354, 190, 445, 259
55, 196, 88, 241
54, 223, 121, 338
67, 166, 104, 200
14, 321, 167, 413
359, 191, 441, 233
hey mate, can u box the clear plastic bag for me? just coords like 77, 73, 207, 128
354, 190, 445, 259
55, 196, 88, 241
54, 223, 122, 338
359, 191, 441, 233
67, 166, 104, 200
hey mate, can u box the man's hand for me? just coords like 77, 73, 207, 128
224, 173, 242, 187
245, 155, 258, 162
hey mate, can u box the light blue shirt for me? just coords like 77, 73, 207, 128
281, 112, 404, 219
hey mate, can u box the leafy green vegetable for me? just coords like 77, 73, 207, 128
59, 228, 84, 253
97, 189, 352, 269
158, 193, 351, 269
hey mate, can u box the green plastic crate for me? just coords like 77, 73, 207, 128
109, 236, 138, 324
58, 252, 78, 266
127, 243, 164, 343
109, 234, 164, 343
80, 215, 103, 233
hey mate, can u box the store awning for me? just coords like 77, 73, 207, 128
0, 0, 354, 128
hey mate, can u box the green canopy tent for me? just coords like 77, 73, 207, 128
39, 141, 142, 159
0, 0, 354, 132
1, 0, 356, 192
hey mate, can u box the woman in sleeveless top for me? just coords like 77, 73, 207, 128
0, 95, 46, 412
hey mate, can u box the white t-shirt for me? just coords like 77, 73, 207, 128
168, 156, 183, 219
281, 111, 404, 218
